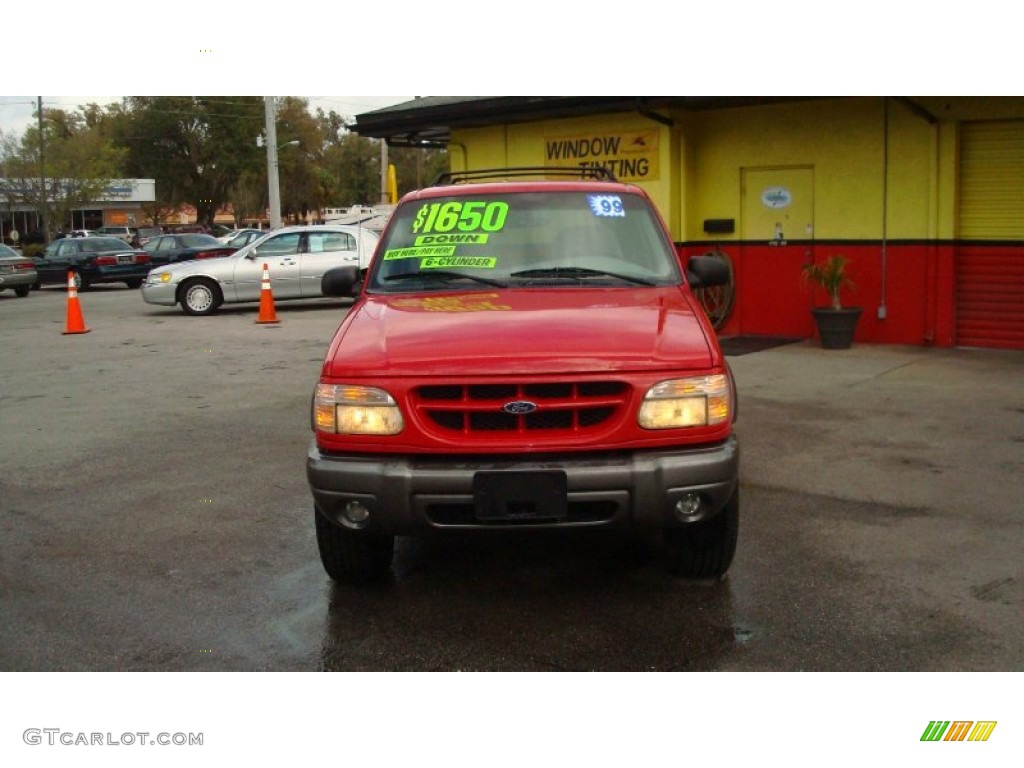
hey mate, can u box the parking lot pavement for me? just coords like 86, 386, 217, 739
725, 341, 1024, 669
1, 286, 1021, 671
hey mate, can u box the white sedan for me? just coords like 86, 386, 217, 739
142, 225, 379, 315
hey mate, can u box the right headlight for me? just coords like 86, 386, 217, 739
314, 384, 404, 435
637, 375, 731, 429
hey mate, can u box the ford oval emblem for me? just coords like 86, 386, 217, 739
503, 401, 538, 415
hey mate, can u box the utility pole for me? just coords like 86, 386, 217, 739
37, 97, 47, 243
380, 139, 388, 205
264, 97, 283, 229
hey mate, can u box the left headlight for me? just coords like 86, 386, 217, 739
147, 271, 173, 284
637, 374, 731, 429
314, 384, 404, 435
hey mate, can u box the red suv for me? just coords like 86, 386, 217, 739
307, 168, 739, 582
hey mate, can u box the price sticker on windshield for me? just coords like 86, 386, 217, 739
412, 201, 509, 234
588, 195, 625, 217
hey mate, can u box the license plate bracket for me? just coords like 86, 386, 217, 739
473, 470, 568, 521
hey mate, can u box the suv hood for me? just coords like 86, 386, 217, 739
325, 287, 715, 376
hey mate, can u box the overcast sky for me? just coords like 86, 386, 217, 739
0, 96, 414, 138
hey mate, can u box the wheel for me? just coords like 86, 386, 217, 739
314, 507, 394, 583
72, 271, 90, 291
664, 486, 739, 579
179, 277, 222, 316
15, 286, 30, 297
124, 278, 143, 289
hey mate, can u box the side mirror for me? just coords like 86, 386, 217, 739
244, 247, 257, 260
686, 254, 730, 288
321, 265, 361, 297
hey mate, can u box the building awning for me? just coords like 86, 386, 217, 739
353, 96, 822, 147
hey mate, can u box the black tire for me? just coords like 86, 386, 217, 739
124, 278, 143, 289
664, 486, 739, 579
73, 271, 90, 291
314, 507, 394, 584
15, 286, 30, 297
179, 277, 222, 316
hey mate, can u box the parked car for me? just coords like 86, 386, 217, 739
142, 225, 379, 315
0, 243, 37, 297
55, 229, 95, 239
217, 228, 263, 245
132, 226, 164, 247
307, 168, 738, 584
33, 236, 152, 290
94, 226, 138, 243
141, 233, 236, 266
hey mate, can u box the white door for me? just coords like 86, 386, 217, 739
232, 231, 303, 301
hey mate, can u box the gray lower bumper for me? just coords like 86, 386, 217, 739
307, 437, 739, 534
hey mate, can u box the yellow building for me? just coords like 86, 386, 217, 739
355, 97, 1024, 350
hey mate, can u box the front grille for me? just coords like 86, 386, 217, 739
414, 380, 628, 438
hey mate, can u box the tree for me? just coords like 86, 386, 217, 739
0, 105, 125, 241
275, 97, 331, 223
111, 97, 265, 225
390, 145, 449, 194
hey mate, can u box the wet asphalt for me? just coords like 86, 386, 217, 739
1, 285, 1021, 671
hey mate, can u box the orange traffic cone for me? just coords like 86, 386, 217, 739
255, 262, 279, 324
63, 271, 91, 335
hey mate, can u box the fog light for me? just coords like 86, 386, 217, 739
341, 500, 370, 525
674, 493, 702, 520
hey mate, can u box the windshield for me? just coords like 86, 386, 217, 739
368, 190, 680, 292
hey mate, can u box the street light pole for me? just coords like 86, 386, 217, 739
264, 97, 302, 230
264, 97, 282, 229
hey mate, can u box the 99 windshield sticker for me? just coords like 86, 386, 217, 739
412, 201, 509, 235
588, 195, 626, 217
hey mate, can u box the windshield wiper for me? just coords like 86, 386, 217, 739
383, 270, 506, 287
510, 267, 654, 286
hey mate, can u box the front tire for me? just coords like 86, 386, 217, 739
179, 277, 222, 316
124, 278, 143, 289
314, 507, 394, 584
664, 486, 739, 579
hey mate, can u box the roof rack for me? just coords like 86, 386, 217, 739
430, 166, 619, 186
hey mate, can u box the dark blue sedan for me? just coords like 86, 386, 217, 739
33, 236, 153, 290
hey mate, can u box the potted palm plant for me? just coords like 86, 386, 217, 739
802, 255, 862, 349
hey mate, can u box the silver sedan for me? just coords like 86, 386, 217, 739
141, 225, 379, 315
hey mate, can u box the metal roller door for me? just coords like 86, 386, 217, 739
956, 121, 1024, 349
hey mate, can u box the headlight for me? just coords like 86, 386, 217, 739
314, 384, 404, 435
147, 271, 172, 284
637, 375, 731, 429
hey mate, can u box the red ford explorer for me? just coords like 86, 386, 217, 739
307, 168, 739, 583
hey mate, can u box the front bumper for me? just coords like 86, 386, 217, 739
141, 279, 178, 306
307, 437, 739, 534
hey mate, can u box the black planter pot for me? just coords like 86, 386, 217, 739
811, 307, 862, 349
